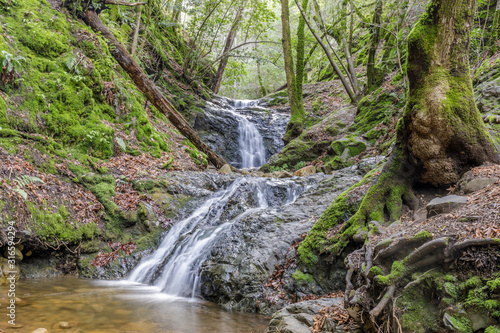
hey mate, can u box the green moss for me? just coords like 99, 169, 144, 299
412, 230, 433, 241
464, 276, 483, 289
369, 265, 383, 276
292, 270, 315, 284
182, 139, 207, 168
398, 286, 440, 333
377, 260, 406, 285
28, 202, 96, 243
447, 315, 473, 333
298, 167, 381, 266
350, 87, 405, 136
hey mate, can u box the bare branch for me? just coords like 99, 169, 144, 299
104, 0, 146, 7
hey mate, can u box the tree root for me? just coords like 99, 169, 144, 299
369, 284, 395, 321
346, 236, 500, 332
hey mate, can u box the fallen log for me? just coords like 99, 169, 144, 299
81, 9, 227, 169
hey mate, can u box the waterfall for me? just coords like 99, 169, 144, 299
127, 177, 303, 297
196, 97, 286, 169
232, 100, 266, 168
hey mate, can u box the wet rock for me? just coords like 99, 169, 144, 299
0, 257, 20, 284
3, 247, 23, 261
196, 97, 289, 168
219, 164, 232, 174
267, 298, 361, 333
199, 165, 364, 314
293, 165, 316, 177
426, 195, 468, 217
277, 171, 293, 178
58, 321, 73, 329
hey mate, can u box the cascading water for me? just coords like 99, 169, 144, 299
233, 100, 267, 168
195, 97, 289, 168
127, 177, 303, 297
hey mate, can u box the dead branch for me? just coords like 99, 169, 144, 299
104, 0, 146, 6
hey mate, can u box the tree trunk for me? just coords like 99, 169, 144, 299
82, 9, 227, 169
211, 6, 244, 94
171, 0, 182, 23
295, 0, 309, 103
401, 0, 500, 185
130, 5, 142, 56
298, 0, 500, 269
281, 0, 305, 144
295, 0, 358, 104
366, 0, 383, 91
491, 0, 500, 46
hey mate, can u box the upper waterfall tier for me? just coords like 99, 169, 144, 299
194, 97, 290, 168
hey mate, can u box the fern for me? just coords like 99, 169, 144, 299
13, 175, 44, 200
65, 53, 77, 71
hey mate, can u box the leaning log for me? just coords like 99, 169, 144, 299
81, 9, 227, 169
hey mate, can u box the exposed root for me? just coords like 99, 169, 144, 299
346, 235, 500, 332
369, 284, 395, 321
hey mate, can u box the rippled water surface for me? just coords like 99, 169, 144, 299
0, 277, 268, 332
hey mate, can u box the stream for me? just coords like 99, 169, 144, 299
0, 277, 268, 332
3, 97, 369, 332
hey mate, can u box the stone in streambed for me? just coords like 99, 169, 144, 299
219, 164, 232, 174
426, 195, 468, 217
32, 329, 49, 333
293, 165, 316, 177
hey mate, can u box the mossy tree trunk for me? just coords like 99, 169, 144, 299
491, 0, 500, 48
81, 9, 227, 169
294, 0, 309, 103
299, 0, 500, 268
402, 0, 500, 185
281, 0, 306, 144
366, 0, 383, 91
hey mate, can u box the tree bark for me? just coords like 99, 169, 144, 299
82, 9, 227, 169
281, 0, 305, 143
130, 5, 142, 56
401, 0, 500, 185
367, 0, 383, 91
295, 0, 309, 103
211, 6, 244, 94
171, 0, 183, 23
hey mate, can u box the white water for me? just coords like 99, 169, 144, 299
232, 100, 266, 168
127, 178, 303, 297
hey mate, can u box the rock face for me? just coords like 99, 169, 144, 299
426, 195, 468, 217
267, 298, 361, 333
198, 166, 364, 314
194, 97, 290, 168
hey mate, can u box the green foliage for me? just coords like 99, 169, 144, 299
269, 163, 289, 172
12, 175, 43, 199
0, 50, 25, 73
